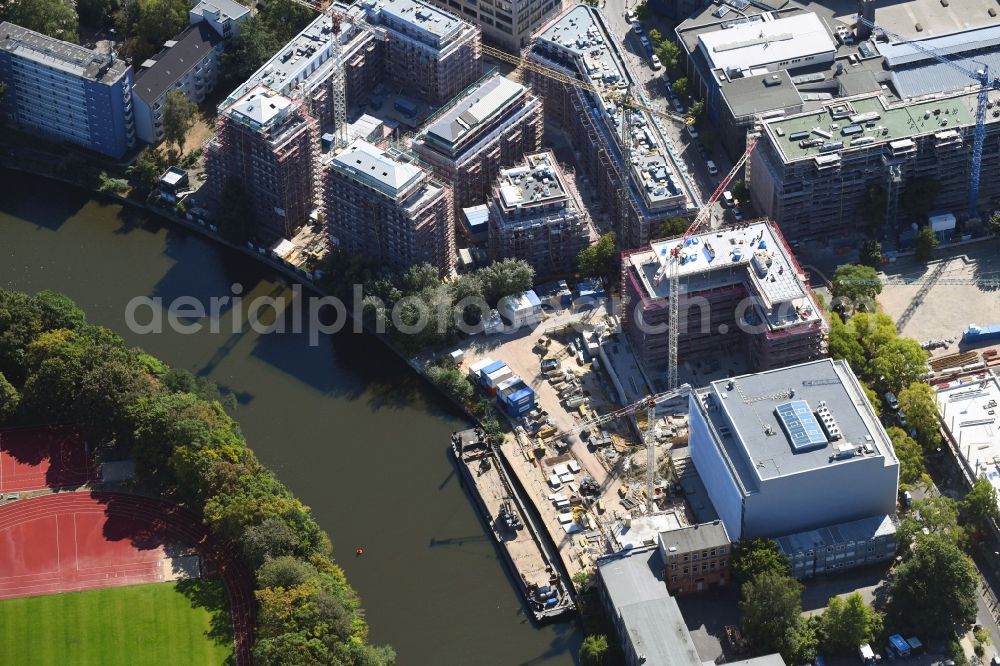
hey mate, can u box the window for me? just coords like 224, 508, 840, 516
671, 575, 677, 583
671, 563, 677, 571
720, 559, 727, 567
702, 551, 708, 559
683, 567, 689, 575
718, 546, 727, 555
710, 549, 716, 557
683, 555, 689, 562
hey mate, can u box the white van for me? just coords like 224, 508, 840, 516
706, 160, 719, 176
722, 191, 734, 206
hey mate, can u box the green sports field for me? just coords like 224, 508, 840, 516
0, 579, 233, 665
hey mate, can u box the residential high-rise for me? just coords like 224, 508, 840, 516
206, 85, 319, 242
359, 0, 481, 106
621, 220, 827, 375
420, 0, 563, 50
0, 22, 135, 158
413, 72, 542, 212
325, 139, 455, 274
488, 151, 591, 278
527, 5, 698, 249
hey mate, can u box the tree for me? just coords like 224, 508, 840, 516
218, 177, 256, 244
656, 40, 681, 72
648, 28, 663, 48
831, 264, 882, 311
673, 77, 689, 98
741, 571, 803, 655
127, 148, 169, 194
990, 211, 1000, 238
898, 382, 941, 450
689, 100, 705, 119
162, 90, 197, 154
862, 382, 882, 418
786, 617, 821, 665
35, 290, 86, 331
914, 225, 938, 262
477, 259, 534, 307
635, 1, 652, 20
426, 364, 474, 406
2, 0, 79, 42
77, 0, 118, 29
888, 533, 977, 637
580, 634, 609, 666
897, 495, 966, 550
658, 217, 689, 239
860, 240, 883, 268
576, 232, 619, 285
887, 427, 925, 487
820, 593, 882, 655
0, 372, 19, 425
859, 184, 887, 233
870, 338, 928, 395
732, 538, 790, 585
902, 176, 942, 220
829, 316, 866, 371
961, 477, 1000, 534
242, 517, 304, 568
256, 555, 319, 589
731, 180, 750, 205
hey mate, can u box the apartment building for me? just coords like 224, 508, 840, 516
221, 10, 386, 132
325, 139, 455, 274
488, 151, 590, 277
206, 85, 319, 241
689, 358, 899, 544
423, 0, 563, 51
776, 514, 898, 579
132, 22, 224, 144
749, 90, 1000, 241
527, 5, 698, 249
189, 0, 250, 44
658, 521, 731, 595
621, 220, 827, 376
360, 0, 481, 106
413, 72, 542, 211
0, 22, 135, 158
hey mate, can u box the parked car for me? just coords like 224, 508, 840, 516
722, 191, 734, 206
624, 9, 635, 22
632, 20, 643, 34
639, 35, 653, 55
687, 125, 699, 140
706, 159, 719, 176
902, 490, 913, 508
650, 54, 662, 70
673, 100, 685, 113
732, 208, 745, 222
884, 391, 900, 411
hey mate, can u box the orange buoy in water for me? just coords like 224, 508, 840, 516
355, 547, 364, 556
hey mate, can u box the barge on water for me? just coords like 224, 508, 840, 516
451, 428, 575, 622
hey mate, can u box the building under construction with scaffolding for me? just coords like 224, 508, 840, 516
621, 220, 827, 376
206, 85, 320, 242
749, 89, 1000, 241
324, 138, 455, 274
525, 5, 699, 249
413, 71, 543, 214
488, 151, 591, 277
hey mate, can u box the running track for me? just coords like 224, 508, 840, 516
0, 426, 97, 492
0, 491, 255, 665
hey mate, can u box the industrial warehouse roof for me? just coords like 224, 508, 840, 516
878, 25, 1000, 99
698, 359, 893, 486
696, 13, 835, 74
598, 547, 701, 666
762, 90, 988, 163
0, 21, 129, 84
134, 22, 221, 104
332, 139, 424, 197
423, 74, 526, 148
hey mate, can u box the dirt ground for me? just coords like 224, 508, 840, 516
877, 241, 1000, 353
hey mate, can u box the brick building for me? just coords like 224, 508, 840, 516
658, 521, 731, 595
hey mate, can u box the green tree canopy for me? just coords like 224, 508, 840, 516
1, 0, 79, 42
914, 226, 938, 261
860, 240, 883, 268
580, 634, 610, 666
898, 382, 941, 450
731, 180, 750, 205
898, 495, 966, 550
831, 264, 882, 311
786, 617, 820, 665
741, 571, 803, 655
961, 478, 1000, 534
732, 538, 790, 585
658, 217, 689, 239
576, 232, 619, 284
656, 40, 680, 72
647, 28, 663, 47
162, 90, 198, 154
77, 0, 118, 29
115, 0, 191, 64
478, 258, 534, 307
887, 427, 925, 487
870, 338, 928, 395
0, 372, 19, 425
889, 533, 977, 637
820, 593, 883, 655
990, 212, 1000, 238
673, 77, 689, 98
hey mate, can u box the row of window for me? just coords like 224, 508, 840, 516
671, 558, 727, 574
673, 545, 727, 562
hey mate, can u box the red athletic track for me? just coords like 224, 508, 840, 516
0, 491, 255, 666
0, 426, 96, 492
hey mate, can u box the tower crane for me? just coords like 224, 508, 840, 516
855, 14, 1000, 218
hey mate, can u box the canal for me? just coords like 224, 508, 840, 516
0, 171, 582, 665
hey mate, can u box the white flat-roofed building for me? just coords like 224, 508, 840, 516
189, 0, 250, 43
324, 139, 455, 274
696, 13, 835, 78
936, 372, 1000, 513
689, 358, 899, 542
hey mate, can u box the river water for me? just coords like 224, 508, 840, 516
0, 171, 581, 665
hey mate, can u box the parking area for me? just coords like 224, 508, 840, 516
877, 243, 1000, 351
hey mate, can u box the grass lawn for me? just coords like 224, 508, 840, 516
0, 579, 233, 665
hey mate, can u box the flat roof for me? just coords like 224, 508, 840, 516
364, 0, 467, 42
659, 520, 730, 555
775, 513, 896, 554
870, 0, 1000, 40
697, 13, 835, 74
532, 5, 694, 211
762, 90, 988, 163
0, 21, 129, 84
496, 152, 571, 210
878, 24, 1000, 99
698, 358, 893, 485
423, 73, 526, 148
134, 22, 221, 103
331, 139, 425, 197
936, 372, 1000, 508
597, 547, 701, 666
720, 70, 805, 119
191, 0, 250, 20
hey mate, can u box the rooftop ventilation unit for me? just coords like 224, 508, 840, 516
814, 400, 841, 441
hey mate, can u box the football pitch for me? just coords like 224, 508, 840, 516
0, 579, 233, 665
